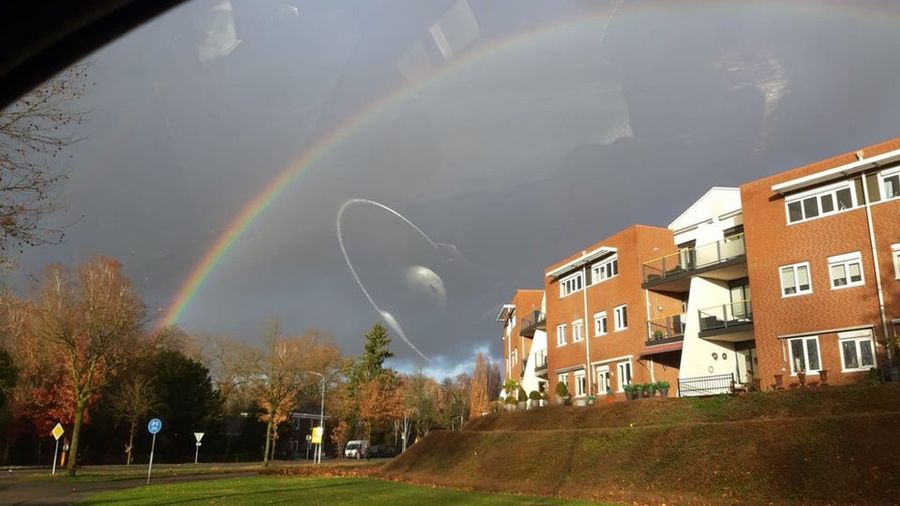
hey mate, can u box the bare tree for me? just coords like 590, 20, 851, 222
0, 63, 91, 251
31, 256, 145, 475
108, 338, 162, 465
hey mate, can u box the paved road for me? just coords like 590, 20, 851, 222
0, 471, 257, 505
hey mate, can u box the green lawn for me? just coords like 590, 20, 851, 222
80, 476, 603, 505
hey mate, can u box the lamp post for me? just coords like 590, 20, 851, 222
302, 371, 326, 465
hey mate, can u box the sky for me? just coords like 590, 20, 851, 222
14, 0, 900, 378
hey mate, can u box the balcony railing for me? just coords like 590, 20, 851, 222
647, 314, 686, 345
678, 373, 735, 397
520, 310, 546, 337
642, 234, 746, 284
698, 299, 753, 332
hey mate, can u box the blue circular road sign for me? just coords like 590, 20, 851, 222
148, 418, 162, 434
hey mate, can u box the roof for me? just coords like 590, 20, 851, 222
771, 147, 900, 194
545, 245, 617, 278
668, 187, 742, 232
496, 304, 515, 323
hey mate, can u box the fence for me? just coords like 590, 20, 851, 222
677, 373, 735, 397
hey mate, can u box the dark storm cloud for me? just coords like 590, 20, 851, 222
16, 0, 900, 377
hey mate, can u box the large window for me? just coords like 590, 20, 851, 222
594, 311, 608, 336
595, 366, 611, 394
614, 304, 628, 331
785, 182, 855, 224
828, 251, 864, 289
881, 167, 900, 200
556, 324, 567, 347
557, 373, 568, 388
574, 370, 586, 397
559, 271, 583, 298
591, 255, 618, 284
893, 243, 900, 279
780, 262, 812, 297
788, 336, 821, 374
571, 319, 584, 342
838, 330, 876, 372
617, 361, 632, 392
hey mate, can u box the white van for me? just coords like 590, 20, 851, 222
344, 440, 370, 459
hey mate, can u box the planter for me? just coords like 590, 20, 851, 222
539, 399, 547, 407
586, 397, 596, 406
517, 401, 527, 410
505, 403, 516, 412
573, 397, 586, 407
819, 370, 828, 383
659, 388, 669, 398
797, 372, 807, 386
555, 397, 566, 406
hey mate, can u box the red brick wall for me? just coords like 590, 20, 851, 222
740, 138, 900, 387
501, 290, 544, 384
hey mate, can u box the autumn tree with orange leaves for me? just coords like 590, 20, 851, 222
26, 256, 145, 475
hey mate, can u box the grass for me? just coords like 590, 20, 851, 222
79, 476, 604, 505
29, 463, 262, 483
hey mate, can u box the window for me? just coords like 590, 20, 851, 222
574, 370, 586, 397
828, 252, 864, 289
556, 324, 567, 346
780, 262, 812, 297
594, 311, 608, 336
511, 349, 517, 367
617, 361, 632, 392
788, 336, 822, 374
614, 305, 628, 330
881, 167, 900, 200
838, 330, 876, 372
591, 255, 618, 284
785, 182, 855, 224
559, 272, 583, 297
892, 244, 900, 279
557, 373, 568, 388
595, 366, 611, 394
571, 319, 584, 342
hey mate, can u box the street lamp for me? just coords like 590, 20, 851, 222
302, 370, 326, 465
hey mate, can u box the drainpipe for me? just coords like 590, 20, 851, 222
582, 265, 593, 395
644, 288, 656, 383
860, 172, 892, 365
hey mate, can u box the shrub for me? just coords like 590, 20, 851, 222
555, 381, 569, 398
623, 384, 634, 394
505, 395, 517, 405
540, 392, 549, 400
517, 386, 528, 402
502, 379, 519, 397
657, 380, 670, 390
529, 390, 541, 401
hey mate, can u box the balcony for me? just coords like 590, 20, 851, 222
534, 351, 548, 373
646, 314, 686, 346
520, 310, 546, 337
642, 234, 747, 290
698, 299, 754, 341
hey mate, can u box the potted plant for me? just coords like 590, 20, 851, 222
657, 380, 670, 398
623, 384, 636, 401
555, 382, 570, 405
640, 383, 652, 398
540, 391, 549, 407
505, 395, 517, 412
653, 330, 665, 340
528, 390, 541, 409
517, 386, 528, 409
503, 379, 519, 399
586, 395, 596, 406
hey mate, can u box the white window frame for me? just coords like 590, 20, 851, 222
780, 262, 812, 298
614, 304, 628, 331
787, 336, 822, 375
595, 365, 611, 394
571, 319, 584, 342
594, 311, 608, 336
559, 271, 584, 298
616, 361, 632, 392
557, 373, 568, 388
828, 251, 864, 290
879, 167, 900, 201
838, 329, 877, 372
574, 370, 586, 397
556, 323, 567, 347
591, 255, 619, 284
892, 243, 900, 279
784, 181, 856, 225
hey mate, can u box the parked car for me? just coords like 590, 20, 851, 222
369, 445, 397, 458
344, 440, 370, 459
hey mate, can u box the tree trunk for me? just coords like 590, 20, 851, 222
67, 402, 85, 476
262, 418, 273, 467
126, 415, 136, 465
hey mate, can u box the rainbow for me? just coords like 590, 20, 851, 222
160, 1, 894, 329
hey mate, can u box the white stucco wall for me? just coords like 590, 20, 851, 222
678, 277, 739, 395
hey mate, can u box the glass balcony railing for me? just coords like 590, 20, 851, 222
647, 314, 686, 344
520, 310, 546, 337
698, 299, 753, 332
534, 351, 548, 371
642, 234, 746, 284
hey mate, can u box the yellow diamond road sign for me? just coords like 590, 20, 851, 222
51, 423, 64, 441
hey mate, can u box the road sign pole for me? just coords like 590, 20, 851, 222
194, 442, 200, 464
146, 433, 156, 485
51, 438, 59, 475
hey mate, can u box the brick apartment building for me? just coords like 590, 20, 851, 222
497, 289, 546, 395
498, 138, 900, 401
544, 225, 682, 401
742, 138, 900, 387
